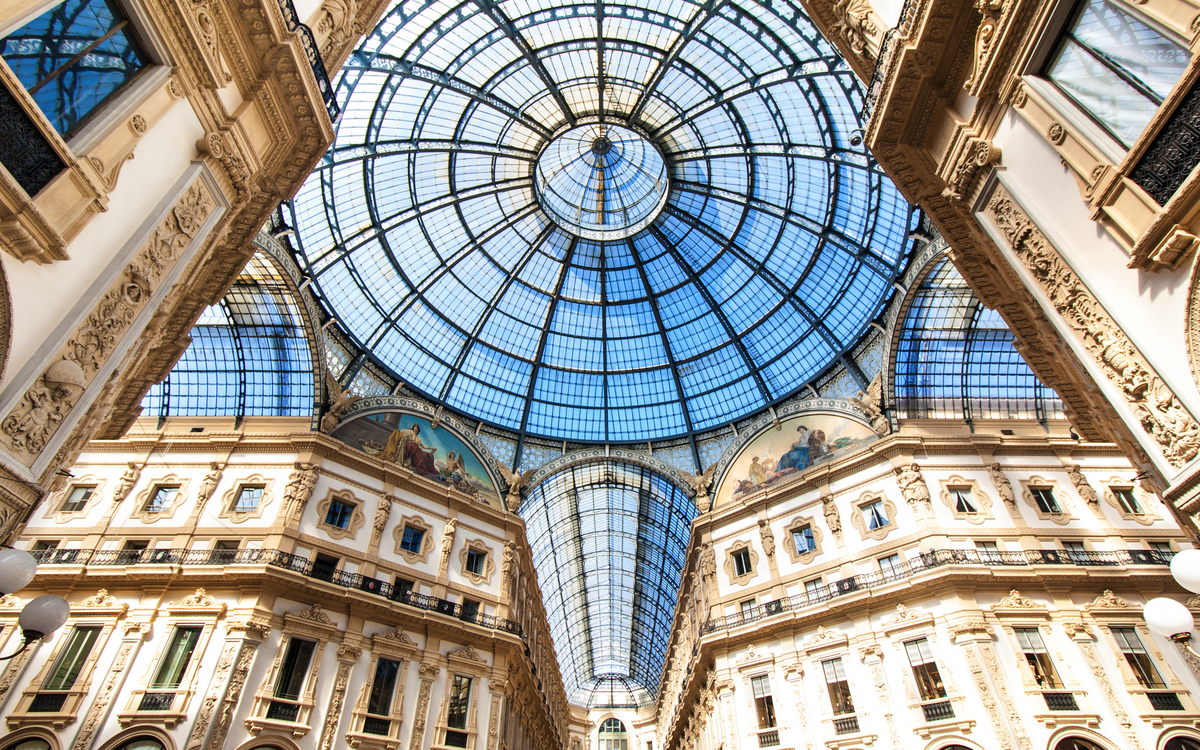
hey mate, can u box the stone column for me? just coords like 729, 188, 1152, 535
410, 662, 439, 750
183, 619, 269, 750
317, 643, 362, 750
859, 644, 902, 750
782, 662, 813, 750
950, 622, 1029, 750
70, 619, 153, 750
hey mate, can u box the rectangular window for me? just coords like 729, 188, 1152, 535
465, 549, 486, 576
145, 486, 178, 513
1112, 627, 1166, 688
394, 577, 414, 597
366, 658, 401, 716
118, 539, 147, 564
792, 525, 815, 553
733, 548, 753, 576
751, 674, 776, 729
951, 488, 977, 513
32, 540, 58, 552
1015, 628, 1063, 688
741, 599, 757, 615
325, 499, 354, 529
234, 486, 263, 513
1114, 488, 1141, 514
863, 500, 889, 530
0, 0, 151, 136
274, 638, 317, 700
312, 553, 338, 582
805, 578, 823, 600
461, 598, 480, 622
904, 638, 948, 701
1151, 542, 1174, 554
61, 486, 94, 513
1044, 0, 1188, 147
879, 553, 902, 577
152, 627, 202, 689
1063, 541, 1086, 560
976, 541, 1000, 561
42, 626, 101, 691
1032, 488, 1061, 514
446, 674, 472, 747
400, 525, 425, 553
822, 657, 855, 715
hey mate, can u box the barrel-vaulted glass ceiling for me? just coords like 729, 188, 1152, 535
286, 0, 913, 444
521, 460, 696, 707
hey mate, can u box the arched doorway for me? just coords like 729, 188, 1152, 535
1054, 738, 1109, 750
598, 718, 629, 750
1165, 737, 1200, 750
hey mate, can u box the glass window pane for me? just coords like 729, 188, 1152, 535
43, 626, 100, 690
367, 658, 400, 716
274, 638, 317, 699
153, 627, 201, 688
1047, 39, 1159, 146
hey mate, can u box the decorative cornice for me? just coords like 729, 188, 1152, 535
448, 644, 485, 663
1084, 589, 1133, 611
991, 589, 1041, 610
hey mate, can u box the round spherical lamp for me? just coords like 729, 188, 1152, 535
18, 594, 70, 639
1170, 549, 1200, 594
0, 548, 38, 596
1145, 597, 1196, 640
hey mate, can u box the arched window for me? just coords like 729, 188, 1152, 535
1053, 737, 1108, 750
894, 257, 1063, 421
141, 252, 316, 419
1166, 737, 1200, 750
598, 718, 628, 750
4, 739, 52, 750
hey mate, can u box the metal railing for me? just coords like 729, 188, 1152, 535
1043, 692, 1080, 711
701, 548, 1173, 633
138, 692, 175, 712
274, 0, 340, 122
266, 700, 300, 721
833, 716, 860, 735
363, 716, 391, 735
32, 547, 521, 635
1149, 692, 1185, 711
29, 693, 67, 712
921, 700, 954, 722
861, 0, 920, 122
757, 729, 780, 747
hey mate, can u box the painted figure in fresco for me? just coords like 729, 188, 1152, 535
385, 423, 439, 475
747, 456, 767, 485
444, 450, 468, 482
777, 425, 811, 472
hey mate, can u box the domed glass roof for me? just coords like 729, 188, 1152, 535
287, 0, 912, 444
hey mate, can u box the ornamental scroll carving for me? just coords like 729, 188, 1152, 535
204, 642, 257, 750
318, 661, 354, 750
185, 640, 239, 750
986, 186, 1200, 468
71, 640, 136, 750
1, 180, 215, 464
1079, 640, 1144, 750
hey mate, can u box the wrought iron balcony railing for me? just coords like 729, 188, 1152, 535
274, 0, 340, 122
701, 548, 1173, 634
833, 716, 860, 735
921, 700, 954, 722
1043, 692, 1080, 711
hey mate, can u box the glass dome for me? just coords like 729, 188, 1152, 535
287, 0, 913, 444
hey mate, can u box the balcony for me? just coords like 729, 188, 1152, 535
138, 692, 176, 712
921, 700, 954, 722
363, 716, 391, 735
757, 729, 780, 747
1148, 692, 1186, 711
701, 548, 1173, 634
1043, 692, 1080, 711
273, 0, 339, 121
266, 700, 301, 722
833, 716, 859, 735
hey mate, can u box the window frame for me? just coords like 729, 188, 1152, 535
315, 489, 364, 540
784, 513, 823, 564
218, 476, 275, 523
724, 540, 760, 586
851, 493, 898, 541
392, 514, 434, 563
821, 657, 856, 716
458, 539, 495, 585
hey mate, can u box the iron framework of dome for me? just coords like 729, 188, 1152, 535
285, 0, 914, 445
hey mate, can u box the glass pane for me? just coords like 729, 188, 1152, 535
274, 638, 316, 699
43, 626, 100, 690
1069, 0, 1188, 101
448, 675, 471, 729
367, 658, 400, 716
0, 0, 149, 134
1047, 38, 1160, 147
153, 627, 201, 688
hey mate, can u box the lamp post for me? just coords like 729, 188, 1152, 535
0, 548, 70, 660
1143, 549, 1200, 657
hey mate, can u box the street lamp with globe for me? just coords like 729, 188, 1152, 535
1143, 549, 1200, 657
0, 548, 70, 660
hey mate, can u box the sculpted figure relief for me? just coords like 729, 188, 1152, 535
503, 467, 535, 512
283, 462, 319, 519
112, 462, 140, 503
196, 462, 222, 507
822, 495, 842, 536
894, 463, 931, 511
686, 465, 715, 511
758, 518, 775, 557
988, 463, 1016, 507
440, 518, 457, 569
1066, 464, 1099, 506
320, 371, 362, 433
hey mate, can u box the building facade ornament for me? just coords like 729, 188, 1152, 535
894, 462, 932, 512
1084, 590, 1133, 610
1066, 464, 1099, 506
76, 589, 118, 608
988, 463, 1017, 507
282, 462, 320, 520
111, 462, 140, 504
993, 590, 1039, 609
288, 603, 335, 625
449, 644, 485, 663
985, 185, 1200, 469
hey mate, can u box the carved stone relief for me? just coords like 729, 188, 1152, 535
985, 185, 1200, 469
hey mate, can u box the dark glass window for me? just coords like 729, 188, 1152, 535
1032, 488, 1061, 514
792, 525, 815, 553
733, 548, 752, 576
42, 625, 100, 690
465, 549, 486, 575
751, 674, 776, 729
144, 486, 178, 513
366, 658, 400, 716
445, 674, 471, 747
400, 525, 424, 553
1112, 627, 1166, 688
153, 627, 201, 688
1114, 488, 1141, 514
904, 638, 947, 700
274, 638, 317, 700
822, 658, 854, 715
879, 554, 902, 577
0, 0, 149, 135
952, 488, 976, 513
61, 486, 93, 513
1016, 628, 1063, 688
325, 499, 354, 529
1045, 0, 1188, 147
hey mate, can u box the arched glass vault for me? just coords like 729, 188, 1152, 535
286, 0, 915, 445
142, 253, 316, 419
520, 460, 697, 707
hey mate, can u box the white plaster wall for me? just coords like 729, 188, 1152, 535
0, 96, 205, 398
989, 111, 1200, 464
